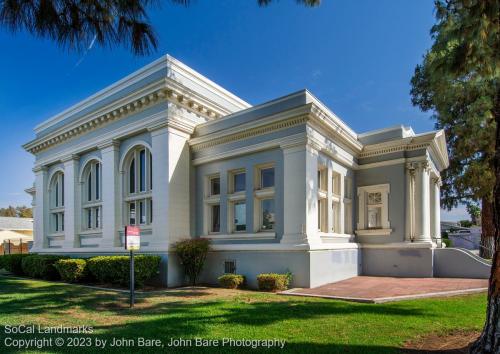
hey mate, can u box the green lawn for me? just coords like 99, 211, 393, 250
0, 276, 487, 353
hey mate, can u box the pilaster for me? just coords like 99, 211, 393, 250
100, 140, 120, 247
62, 155, 79, 248
33, 166, 48, 250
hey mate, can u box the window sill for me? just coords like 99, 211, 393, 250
355, 228, 392, 236
319, 232, 353, 239
201, 232, 276, 240
228, 191, 246, 202
47, 233, 64, 239
254, 188, 275, 199
204, 195, 221, 204
79, 230, 102, 237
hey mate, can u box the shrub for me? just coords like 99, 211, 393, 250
174, 239, 211, 285
257, 273, 292, 292
54, 259, 88, 283
442, 238, 452, 247
218, 274, 245, 289
22, 255, 68, 280
0, 254, 29, 275
87, 255, 161, 287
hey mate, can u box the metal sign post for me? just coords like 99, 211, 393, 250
125, 226, 140, 308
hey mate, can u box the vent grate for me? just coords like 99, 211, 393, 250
224, 260, 236, 274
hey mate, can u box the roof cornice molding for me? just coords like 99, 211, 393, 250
23, 81, 233, 155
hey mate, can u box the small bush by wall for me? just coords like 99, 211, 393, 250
87, 255, 161, 287
257, 273, 292, 292
174, 239, 211, 285
54, 259, 88, 283
21, 255, 68, 280
218, 274, 245, 289
0, 254, 29, 275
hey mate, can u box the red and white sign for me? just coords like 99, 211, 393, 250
125, 226, 140, 251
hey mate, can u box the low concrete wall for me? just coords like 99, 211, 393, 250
361, 248, 434, 277
433, 248, 491, 279
309, 249, 360, 288
199, 251, 311, 288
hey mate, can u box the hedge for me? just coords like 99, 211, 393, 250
21, 255, 69, 280
54, 259, 88, 283
257, 273, 292, 292
87, 255, 161, 287
218, 274, 245, 289
0, 254, 29, 275
174, 239, 211, 285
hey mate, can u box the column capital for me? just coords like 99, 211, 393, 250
98, 139, 120, 151
433, 176, 442, 187
33, 165, 48, 174
61, 154, 79, 164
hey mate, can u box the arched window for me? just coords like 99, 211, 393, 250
124, 146, 153, 226
82, 160, 102, 230
49, 171, 65, 234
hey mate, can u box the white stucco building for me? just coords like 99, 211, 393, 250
24, 55, 489, 287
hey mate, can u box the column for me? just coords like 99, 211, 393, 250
430, 176, 442, 242
150, 126, 191, 249
327, 167, 334, 233
62, 155, 79, 249
281, 142, 319, 245
339, 174, 345, 234
414, 161, 431, 242
405, 163, 416, 241
33, 166, 48, 250
100, 141, 120, 248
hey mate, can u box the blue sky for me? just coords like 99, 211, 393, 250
0, 0, 467, 221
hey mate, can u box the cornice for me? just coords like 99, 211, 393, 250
23, 83, 230, 155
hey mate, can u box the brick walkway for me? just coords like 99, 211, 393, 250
282, 276, 488, 303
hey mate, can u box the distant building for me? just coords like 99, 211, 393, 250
0, 217, 33, 254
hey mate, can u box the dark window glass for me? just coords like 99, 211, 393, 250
61, 214, 64, 231
211, 204, 220, 233
55, 181, 59, 207
150, 200, 153, 223
95, 163, 100, 200
140, 201, 146, 224
95, 208, 100, 228
140, 150, 146, 192
261, 168, 275, 188
87, 209, 92, 229
129, 159, 135, 194
211, 177, 220, 195
233, 172, 246, 192
61, 175, 64, 206
87, 171, 92, 201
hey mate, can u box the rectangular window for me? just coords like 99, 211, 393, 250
61, 214, 64, 231
318, 168, 327, 191
344, 177, 352, 199
87, 209, 92, 229
318, 199, 327, 232
54, 213, 59, 232
332, 172, 341, 196
88, 172, 92, 202
211, 204, 220, 233
149, 152, 153, 190
61, 175, 64, 206
129, 202, 136, 225
367, 192, 382, 228
233, 202, 246, 232
139, 201, 146, 224
139, 149, 146, 192
261, 199, 275, 230
55, 181, 59, 208
150, 200, 153, 223
233, 172, 246, 193
129, 159, 135, 194
95, 208, 100, 229
210, 177, 220, 196
261, 168, 275, 188
95, 163, 100, 200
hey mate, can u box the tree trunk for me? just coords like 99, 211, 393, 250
470, 89, 500, 354
481, 198, 495, 259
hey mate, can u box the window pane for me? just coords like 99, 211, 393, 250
234, 202, 246, 231
61, 213, 64, 231
261, 168, 275, 188
95, 163, 100, 200
210, 177, 220, 195
129, 159, 136, 194
87, 171, 92, 201
149, 152, 153, 190
233, 172, 246, 192
261, 199, 275, 230
55, 181, 59, 207
95, 208, 100, 228
150, 199, 153, 223
61, 175, 64, 206
54, 214, 59, 232
129, 203, 136, 225
87, 209, 92, 229
140, 149, 146, 192
211, 204, 220, 233
368, 206, 381, 228
368, 192, 382, 205
140, 201, 146, 224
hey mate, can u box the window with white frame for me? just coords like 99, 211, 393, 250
124, 146, 153, 227
356, 184, 391, 235
254, 165, 276, 232
331, 171, 341, 233
344, 177, 353, 234
49, 171, 65, 234
228, 169, 246, 232
204, 174, 221, 234
317, 167, 328, 232
82, 160, 102, 231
